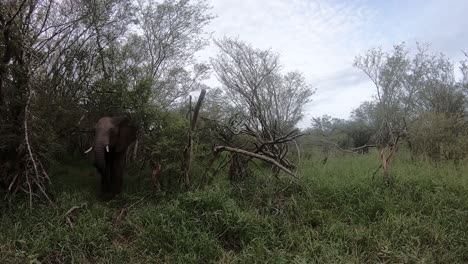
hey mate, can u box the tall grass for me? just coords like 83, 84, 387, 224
1, 151, 467, 263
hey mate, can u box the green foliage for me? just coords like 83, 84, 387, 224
1, 153, 468, 263
143, 110, 189, 166
307, 114, 373, 154
408, 113, 468, 162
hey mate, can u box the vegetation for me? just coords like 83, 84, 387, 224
1, 0, 468, 263
1, 151, 468, 263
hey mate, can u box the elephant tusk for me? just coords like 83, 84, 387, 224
84, 146, 93, 154
106, 145, 110, 152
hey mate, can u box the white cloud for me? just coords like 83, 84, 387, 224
198, 0, 468, 129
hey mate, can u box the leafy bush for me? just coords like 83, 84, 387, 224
408, 113, 468, 163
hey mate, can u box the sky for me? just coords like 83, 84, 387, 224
197, 0, 468, 128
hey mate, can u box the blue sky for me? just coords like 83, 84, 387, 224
198, 0, 468, 128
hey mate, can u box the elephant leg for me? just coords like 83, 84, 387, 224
100, 152, 113, 196
100, 171, 108, 194
111, 152, 126, 195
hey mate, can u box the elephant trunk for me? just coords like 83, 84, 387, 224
94, 145, 107, 178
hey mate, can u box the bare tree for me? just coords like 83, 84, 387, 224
212, 38, 314, 135
209, 38, 314, 179
0, 0, 84, 203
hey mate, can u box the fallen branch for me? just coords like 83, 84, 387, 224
308, 137, 375, 155
63, 203, 87, 228
64, 203, 86, 217
351, 144, 376, 152
213, 145, 297, 178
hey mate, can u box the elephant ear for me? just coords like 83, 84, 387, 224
115, 125, 137, 153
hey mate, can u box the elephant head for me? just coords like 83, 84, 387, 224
85, 116, 137, 198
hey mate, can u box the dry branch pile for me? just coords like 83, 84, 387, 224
204, 117, 304, 180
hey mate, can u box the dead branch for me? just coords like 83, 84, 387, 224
191, 89, 206, 131
213, 145, 297, 178
64, 204, 86, 217
255, 131, 305, 150
24, 89, 53, 206
307, 137, 375, 155
6, 0, 28, 25
64, 203, 87, 228
351, 144, 376, 152
24, 91, 40, 187
184, 89, 207, 187
292, 139, 301, 177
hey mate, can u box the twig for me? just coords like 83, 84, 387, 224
6, 0, 28, 25
64, 204, 86, 217
77, 112, 87, 126
213, 154, 232, 175
371, 164, 382, 180
64, 203, 87, 228
128, 196, 145, 210
26, 171, 32, 209
292, 139, 301, 177
8, 173, 19, 191
38, 159, 51, 183
307, 137, 375, 155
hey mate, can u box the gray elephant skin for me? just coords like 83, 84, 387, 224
85, 116, 137, 198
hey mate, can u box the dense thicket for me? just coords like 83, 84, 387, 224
1, 1, 468, 202
0, 0, 315, 200
0, 0, 214, 199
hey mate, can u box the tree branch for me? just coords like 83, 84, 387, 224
213, 145, 297, 178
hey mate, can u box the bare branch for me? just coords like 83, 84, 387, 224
213, 145, 297, 178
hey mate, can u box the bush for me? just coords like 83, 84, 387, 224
408, 113, 468, 163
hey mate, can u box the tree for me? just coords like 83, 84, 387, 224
0, 0, 215, 200
136, 0, 213, 109
408, 45, 464, 115
209, 38, 314, 179
408, 113, 468, 163
0, 0, 94, 202
354, 43, 415, 183
459, 51, 468, 93
355, 43, 468, 178
212, 38, 314, 136
403, 49, 468, 162
351, 101, 379, 129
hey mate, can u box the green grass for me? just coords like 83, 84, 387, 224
1, 151, 468, 263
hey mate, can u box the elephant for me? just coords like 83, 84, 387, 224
84, 116, 137, 198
